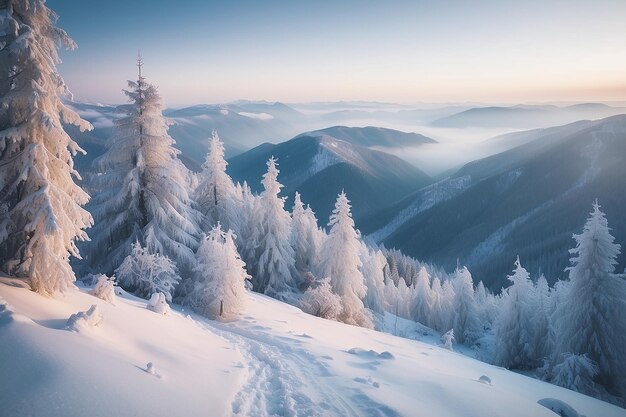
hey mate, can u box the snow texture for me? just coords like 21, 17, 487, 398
0, 277, 623, 417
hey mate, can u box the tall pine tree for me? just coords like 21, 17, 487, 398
252, 157, 297, 296
553, 201, 626, 395
0, 0, 92, 295
290, 192, 323, 277
87, 57, 201, 276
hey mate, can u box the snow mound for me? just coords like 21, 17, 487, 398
478, 375, 492, 385
66, 304, 103, 332
89, 274, 116, 303
538, 398, 583, 417
354, 376, 380, 388
146, 292, 170, 315
347, 347, 395, 360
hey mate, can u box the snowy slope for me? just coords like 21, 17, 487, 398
1, 277, 622, 417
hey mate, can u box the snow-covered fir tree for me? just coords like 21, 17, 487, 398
0, 0, 93, 295
474, 280, 498, 329
451, 267, 481, 344
236, 181, 260, 273
252, 157, 298, 296
194, 130, 240, 232
290, 192, 323, 278
493, 257, 537, 369
532, 274, 552, 365
87, 58, 201, 276
187, 224, 248, 319
395, 278, 413, 319
428, 277, 454, 332
552, 201, 626, 396
319, 191, 373, 328
411, 266, 432, 325
360, 245, 387, 314
552, 353, 599, 397
116, 241, 180, 302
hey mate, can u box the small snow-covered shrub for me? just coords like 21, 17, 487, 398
116, 242, 180, 302
552, 353, 599, 396
66, 305, 103, 332
147, 293, 170, 315
300, 278, 342, 320
441, 329, 455, 351
90, 274, 116, 303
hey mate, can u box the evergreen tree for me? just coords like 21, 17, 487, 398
360, 245, 387, 314
474, 281, 491, 327
237, 181, 260, 274
290, 192, 322, 277
411, 266, 432, 325
395, 278, 412, 319
532, 274, 552, 364
552, 353, 599, 397
319, 191, 373, 328
87, 58, 201, 276
0, 0, 93, 295
494, 257, 537, 369
187, 224, 248, 319
252, 157, 297, 296
429, 277, 455, 333
451, 267, 481, 344
553, 201, 626, 395
194, 130, 240, 232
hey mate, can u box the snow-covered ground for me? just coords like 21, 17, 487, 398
0, 277, 622, 417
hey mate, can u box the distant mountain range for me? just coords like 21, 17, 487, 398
431, 103, 626, 129
227, 132, 433, 225
66, 101, 309, 172
297, 126, 437, 148
366, 115, 626, 290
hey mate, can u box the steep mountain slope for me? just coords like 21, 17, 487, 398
1, 277, 622, 417
367, 115, 626, 290
299, 126, 437, 148
432, 103, 626, 129
227, 134, 432, 225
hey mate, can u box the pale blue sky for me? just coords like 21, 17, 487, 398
48, 0, 626, 106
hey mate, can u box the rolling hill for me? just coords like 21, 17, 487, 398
432, 103, 626, 129
298, 126, 437, 148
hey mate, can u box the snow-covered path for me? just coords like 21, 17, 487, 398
205, 316, 397, 417
1, 278, 624, 417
